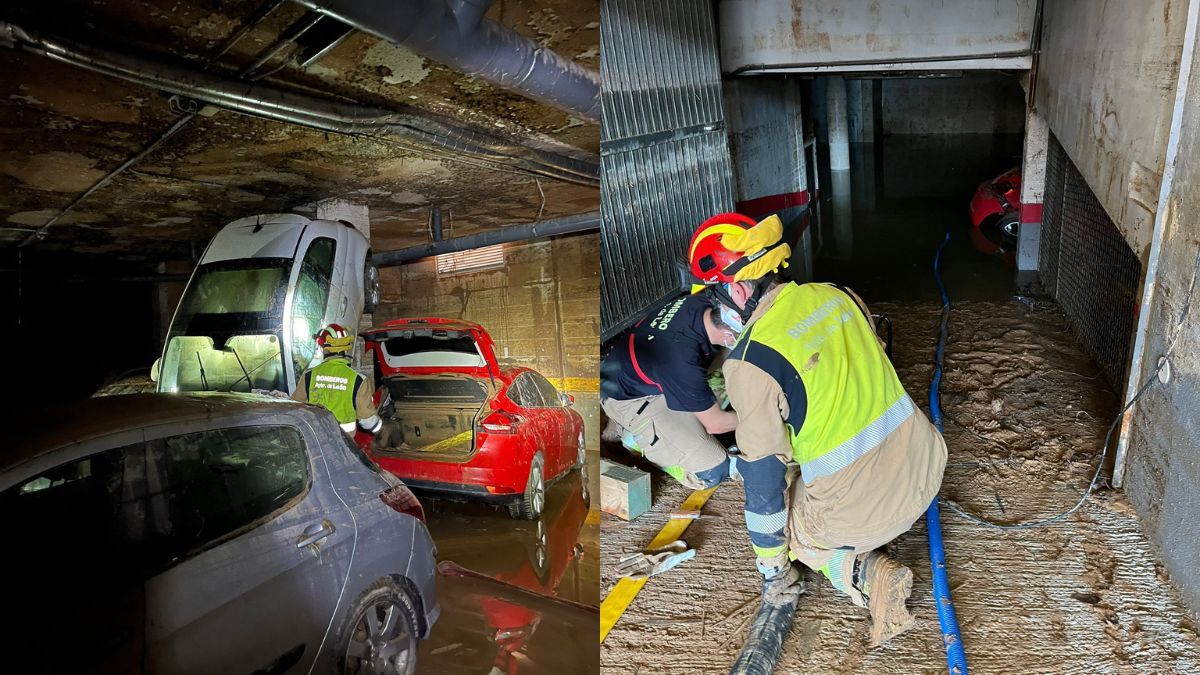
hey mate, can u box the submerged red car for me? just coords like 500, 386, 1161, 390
360, 318, 585, 520
969, 167, 1022, 257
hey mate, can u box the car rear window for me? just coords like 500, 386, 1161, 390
379, 333, 486, 368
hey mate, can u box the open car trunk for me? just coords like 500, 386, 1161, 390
374, 375, 490, 459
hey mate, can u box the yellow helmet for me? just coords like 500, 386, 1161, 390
315, 323, 355, 354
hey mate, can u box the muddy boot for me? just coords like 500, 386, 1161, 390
758, 554, 805, 605
856, 552, 917, 646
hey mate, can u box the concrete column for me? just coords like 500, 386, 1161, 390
847, 79, 876, 144
829, 169, 854, 260
316, 198, 371, 241
1016, 107, 1049, 289
827, 76, 850, 171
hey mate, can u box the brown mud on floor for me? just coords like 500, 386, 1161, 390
418, 452, 600, 674
600, 299, 1200, 673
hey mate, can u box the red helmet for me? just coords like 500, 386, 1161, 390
315, 323, 354, 354
687, 212, 758, 285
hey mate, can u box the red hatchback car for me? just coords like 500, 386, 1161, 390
359, 318, 585, 519
969, 167, 1022, 258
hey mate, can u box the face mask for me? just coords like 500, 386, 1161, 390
719, 303, 745, 335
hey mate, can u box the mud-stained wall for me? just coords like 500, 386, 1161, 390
375, 233, 601, 447
1034, 0, 1186, 260
718, 0, 1036, 73
1124, 34, 1200, 622
882, 74, 1026, 135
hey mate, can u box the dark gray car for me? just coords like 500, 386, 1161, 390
1, 392, 438, 674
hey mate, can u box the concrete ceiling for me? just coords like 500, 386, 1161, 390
0, 0, 599, 260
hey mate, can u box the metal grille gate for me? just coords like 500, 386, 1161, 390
599, 0, 735, 341
1038, 134, 1142, 390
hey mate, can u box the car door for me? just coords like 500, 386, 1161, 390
509, 373, 557, 473
288, 235, 338, 384
527, 372, 575, 477
3, 436, 152, 673
142, 421, 352, 675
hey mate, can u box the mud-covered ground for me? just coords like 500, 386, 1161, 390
600, 299, 1200, 673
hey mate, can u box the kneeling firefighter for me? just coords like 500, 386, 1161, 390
689, 212, 947, 646
599, 289, 740, 489
292, 323, 383, 436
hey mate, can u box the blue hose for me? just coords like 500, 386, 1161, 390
926, 230, 968, 674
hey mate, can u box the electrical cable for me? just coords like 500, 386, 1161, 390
933, 234, 1200, 531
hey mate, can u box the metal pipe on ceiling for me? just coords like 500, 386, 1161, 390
0, 22, 600, 186
372, 211, 599, 267
290, 0, 601, 121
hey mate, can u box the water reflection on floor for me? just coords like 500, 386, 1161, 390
810, 134, 1024, 302
416, 455, 600, 674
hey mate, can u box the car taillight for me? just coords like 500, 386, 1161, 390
380, 483, 425, 523
480, 410, 519, 434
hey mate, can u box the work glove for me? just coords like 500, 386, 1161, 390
708, 371, 729, 409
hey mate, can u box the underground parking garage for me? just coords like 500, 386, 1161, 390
598, 1, 1200, 673
0, 1, 599, 673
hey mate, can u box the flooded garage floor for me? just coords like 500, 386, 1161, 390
600, 299, 1200, 673
418, 452, 600, 674
601, 136, 1199, 672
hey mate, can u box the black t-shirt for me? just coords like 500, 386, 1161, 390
601, 294, 717, 413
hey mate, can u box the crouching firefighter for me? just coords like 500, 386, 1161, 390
599, 288, 740, 489
689, 212, 947, 646
292, 323, 383, 436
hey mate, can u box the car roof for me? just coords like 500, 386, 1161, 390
5, 392, 310, 474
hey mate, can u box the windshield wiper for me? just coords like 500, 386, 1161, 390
195, 352, 210, 391
229, 348, 253, 393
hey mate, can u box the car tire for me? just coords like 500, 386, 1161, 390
364, 259, 381, 314
997, 212, 1020, 252
335, 577, 420, 675
509, 453, 545, 520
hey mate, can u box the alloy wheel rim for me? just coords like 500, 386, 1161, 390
346, 598, 412, 675
532, 465, 545, 515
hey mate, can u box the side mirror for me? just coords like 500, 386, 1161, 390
150, 358, 161, 383
561, 392, 574, 406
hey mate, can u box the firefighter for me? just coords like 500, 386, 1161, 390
292, 323, 382, 435
600, 289, 740, 490
688, 212, 947, 646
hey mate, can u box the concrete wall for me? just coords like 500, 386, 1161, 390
724, 76, 813, 282
1035, 0, 1186, 260
1034, 0, 1198, 620
882, 74, 1026, 135
719, 0, 1036, 73
376, 233, 601, 448
1124, 13, 1200, 621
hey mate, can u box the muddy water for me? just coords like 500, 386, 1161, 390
417, 455, 600, 674
600, 136, 1200, 672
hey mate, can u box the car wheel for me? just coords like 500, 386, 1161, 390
998, 212, 1020, 252
364, 260, 381, 313
337, 578, 419, 675
509, 453, 545, 520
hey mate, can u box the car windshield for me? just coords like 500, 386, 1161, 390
161, 258, 291, 393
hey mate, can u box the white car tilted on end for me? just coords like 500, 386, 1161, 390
154, 213, 380, 395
